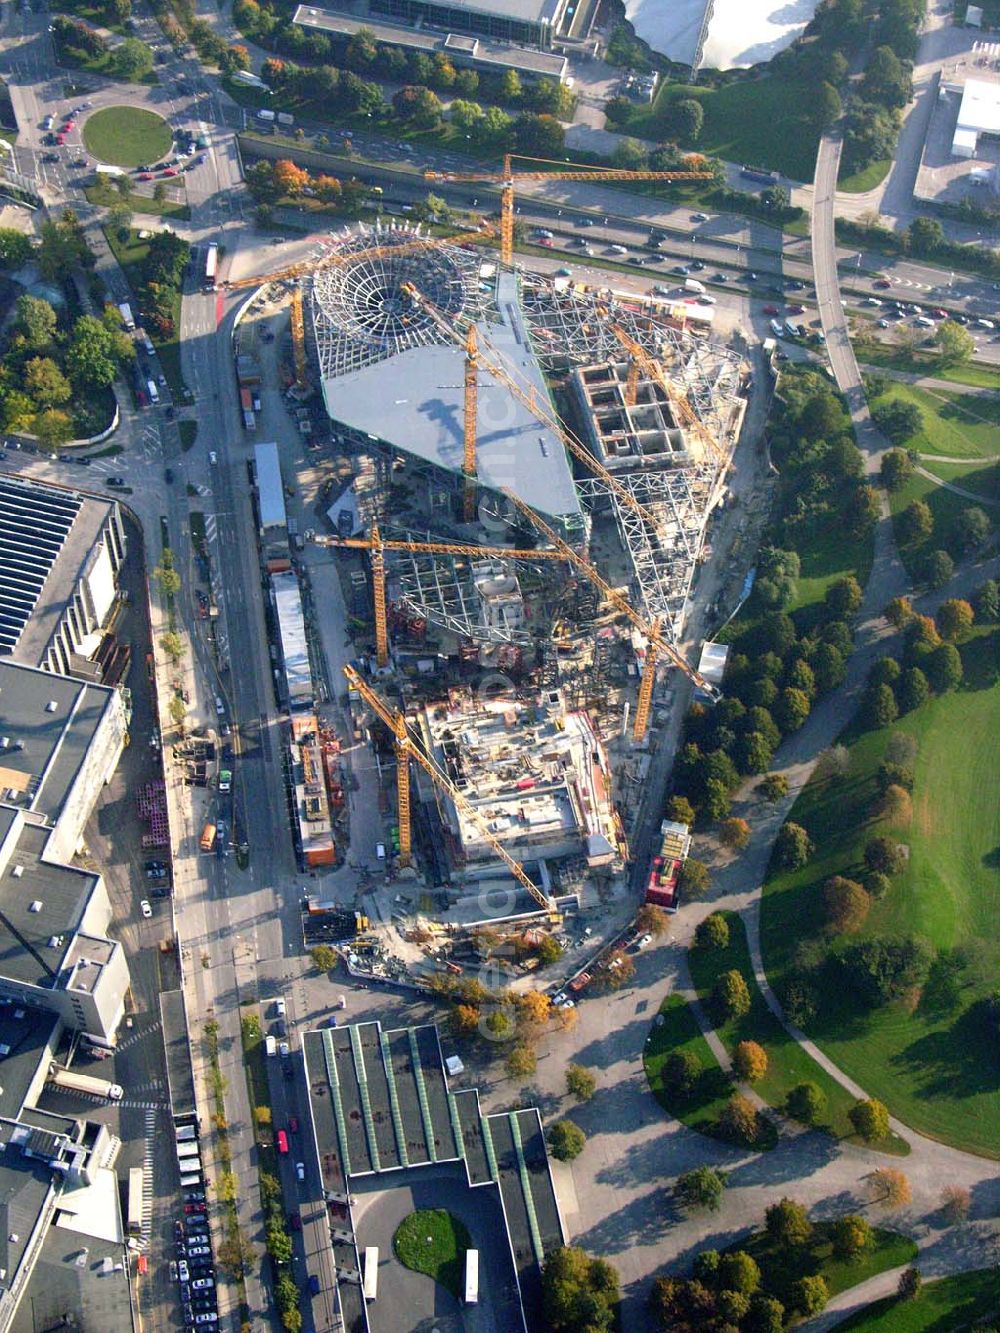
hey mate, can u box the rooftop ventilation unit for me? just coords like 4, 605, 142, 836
45, 701, 58, 713
11, 867, 23, 879
28, 902, 41, 913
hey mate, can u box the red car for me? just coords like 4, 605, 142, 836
63, 119, 75, 129
276, 1129, 289, 1154
932, 308, 949, 319
137, 172, 152, 181
56, 133, 66, 144
873, 278, 891, 288
762, 304, 780, 316
786, 303, 806, 315
536, 238, 553, 247
184, 1203, 206, 1214
161, 167, 177, 177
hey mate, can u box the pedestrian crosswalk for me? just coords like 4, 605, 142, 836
139, 1108, 156, 1250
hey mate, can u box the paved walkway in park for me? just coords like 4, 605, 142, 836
859, 363, 1000, 400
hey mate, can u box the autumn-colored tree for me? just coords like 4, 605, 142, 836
314, 173, 342, 203
720, 1093, 759, 1146
516, 990, 551, 1030
870, 1167, 911, 1207
636, 903, 667, 936
449, 1003, 480, 1037
939, 1185, 971, 1223
598, 950, 634, 990
879, 783, 913, 823
850, 1097, 890, 1142
506, 1043, 537, 1080
734, 1040, 768, 1082
720, 816, 751, 850
884, 595, 914, 627
936, 598, 974, 642
272, 159, 309, 197
831, 1213, 873, 1259
823, 876, 871, 935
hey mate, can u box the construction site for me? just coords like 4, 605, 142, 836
232, 187, 757, 966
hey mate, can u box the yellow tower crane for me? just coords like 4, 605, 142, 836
499, 488, 719, 737
425, 154, 714, 267
400, 282, 662, 531
343, 664, 557, 918
609, 324, 731, 472
313, 525, 571, 668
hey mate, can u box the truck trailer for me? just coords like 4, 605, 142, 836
48, 1064, 123, 1101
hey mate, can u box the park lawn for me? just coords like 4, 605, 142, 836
859, 345, 1000, 391
838, 158, 892, 193
788, 512, 874, 617
873, 382, 1000, 459
761, 634, 1000, 1157
86, 179, 189, 220
839, 1267, 1000, 1329
889, 469, 997, 578
393, 1210, 470, 1298
84, 106, 171, 168
628, 76, 821, 182
643, 993, 738, 1143
737, 1222, 916, 1309
918, 457, 1000, 503
687, 914, 907, 1154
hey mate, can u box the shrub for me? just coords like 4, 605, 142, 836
759, 773, 788, 801
794, 1274, 829, 1315
898, 1267, 922, 1300
548, 1119, 586, 1161
566, 1065, 596, 1101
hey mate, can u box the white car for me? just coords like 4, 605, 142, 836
636, 933, 653, 950
208, 450, 217, 464
295, 1161, 305, 1182
140, 899, 152, 918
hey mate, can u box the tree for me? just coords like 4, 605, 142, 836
160, 631, 184, 663
514, 112, 565, 156
566, 1064, 596, 1101
974, 579, 999, 623
824, 876, 872, 935
222, 42, 251, 73
885, 595, 914, 627
676, 1164, 726, 1212
666, 794, 696, 826
926, 641, 963, 693
449, 98, 484, 133
661, 1049, 701, 1100
506, 1044, 536, 1079
15, 294, 57, 350
760, 773, 788, 802
879, 783, 913, 823
703, 777, 732, 822
870, 1167, 911, 1207
907, 215, 944, 255
66, 313, 132, 389
734, 1040, 768, 1082
392, 84, 442, 128
898, 498, 933, 545
603, 95, 633, 128
939, 1185, 971, 1223
612, 136, 648, 168
542, 1247, 618, 1333
500, 69, 522, 101
880, 447, 913, 491
953, 506, 990, 554
898, 1266, 922, 1300
826, 575, 864, 618
111, 36, 155, 79
898, 667, 929, 714
736, 730, 774, 775
718, 1250, 761, 1296
815, 79, 843, 127
536, 934, 563, 965
669, 96, 704, 142
34, 408, 73, 449
485, 1008, 514, 1040
864, 682, 899, 729
831, 1213, 874, 1259
786, 1081, 826, 1125
636, 903, 667, 937
765, 1197, 812, 1246
272, 159, 309, 197
935, 319, 975, 365
713, 969, 751, 1022
921, 548, 954, 590
849, 1097, 890, 1142
937, 598, 974, 642
864, 836, 905, 876
871, 656, 901, 689
695, 912, 730, 950
794, 1274, 829, 1315
450, 1003, 479, 1037
548, 1119, 586, 1161
719, 817, 751, 850
678, 858, 710, 898
516, 989, 551, 1031
746, 1293, 786, 1333
310, 944, 337, 972
775, 822, 813, 869
775, 687, 811, 734
0, 229, 32, 270
24, 357, 71, 408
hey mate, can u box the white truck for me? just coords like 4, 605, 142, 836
118, 302, 135, 331
48, 1064, 123, 1101
683, 278, 706, 295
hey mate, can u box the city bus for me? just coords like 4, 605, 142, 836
204, 241, 218, 292
464, 1249, 478, 1305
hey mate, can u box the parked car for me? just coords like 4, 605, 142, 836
140, 899, 152, 918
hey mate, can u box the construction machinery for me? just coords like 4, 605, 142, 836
224, 224, 495, 292
313, 524, 571, 667
498, 488, 719, 737
425, 154, 715, 267
400, 282, 662, 531
343, 664, 557, 918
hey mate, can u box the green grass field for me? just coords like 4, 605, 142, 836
687, 915, 907, 1153
874, 382, 1000, 460
393, 1210, 470, 1297
84, 106, 171, 168
739, 1222, 917, 1308
788, 512, 875, 616
859, 344, 1000, 390
838, 159, 893, 193
627, 77, 822, 182
86, 178, 189, 220
761, 634, 1000, 1156
643, 993, 739, 1142
839, 1268, 1000, 1329
918, 457, 1000, 503
889, 469, 997, 578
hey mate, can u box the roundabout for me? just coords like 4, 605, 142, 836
82, 106, 172, 169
